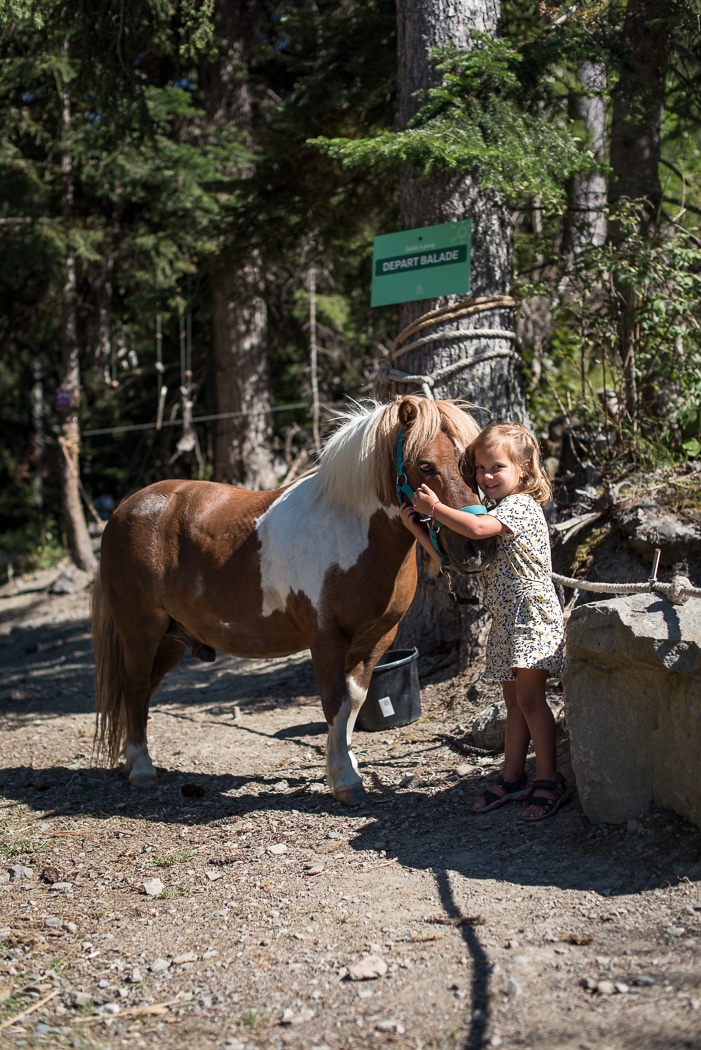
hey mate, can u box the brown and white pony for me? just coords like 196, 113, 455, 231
92, 395, 489, 805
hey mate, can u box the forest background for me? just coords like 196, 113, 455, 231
1, 0, 700, 605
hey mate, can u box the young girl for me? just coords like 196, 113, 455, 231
401, 421, 567, 823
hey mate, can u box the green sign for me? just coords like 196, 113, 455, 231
371, 220, 471, 307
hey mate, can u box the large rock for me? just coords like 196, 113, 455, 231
617, 502, 701, 564
563, 593, 701, 828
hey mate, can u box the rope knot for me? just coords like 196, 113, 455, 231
667, 574, 692, 606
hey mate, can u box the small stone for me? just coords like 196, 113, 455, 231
614, 982, 629, 994
399, 774, 420, 789
149, 958, 171, 973
129, 968, 143, 983
304, 862, 325, 877
68, 991, 92, 1008
0, 928, 10, 942
274, 780, 289, 792
666, 926, 685, 937
633, 975, 655, 987
455, 763, 473, 777
281, 1006, 315, 1025
173, 952, 197, 965
376, 1019, 405, 1034
142, 878, 165, 896
98, 1002, 120, 1015
506, 977, 522, 997
50, 882, 73, 892
348, 955, 388, 981
205, 869, 223, 882
45, 917, 62, 928
8, 864, 33, 881
596, 980, 616, 996
64, 922, 78, 934
471, 702, 507, 749
268, 843, 288, 855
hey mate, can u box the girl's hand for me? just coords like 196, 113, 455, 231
412, 484, 440, 516
399, 502, 426, 537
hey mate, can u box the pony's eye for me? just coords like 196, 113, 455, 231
418, 462, 435, 475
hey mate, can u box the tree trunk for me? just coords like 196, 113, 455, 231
390, 0, 527, 671
57, 40, 96, 572
210, 265, 277, 488
562, 60, 608, 264
607, 0, 678, 426
202, 0, 276, 490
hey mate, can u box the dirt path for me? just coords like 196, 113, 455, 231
1, 565, 700, 1050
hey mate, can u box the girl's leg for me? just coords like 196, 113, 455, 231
514, 668, 565, 819
514, 668, 556, 781
501, 678, 531, 781
472, 679, 530, 812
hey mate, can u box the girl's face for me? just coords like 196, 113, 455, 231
473, 442, 524, 501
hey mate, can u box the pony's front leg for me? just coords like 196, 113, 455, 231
314, 649, 368, 806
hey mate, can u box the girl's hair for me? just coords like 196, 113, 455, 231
468, 422, 553, 507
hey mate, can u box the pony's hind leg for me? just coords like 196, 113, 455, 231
122, 634, 186, 787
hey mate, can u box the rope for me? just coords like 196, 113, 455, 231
552, 571, 701, 605
57, 434, 105, 526
391, 294, 518, 357
393, 326, 517, 361
377, 347, 523, 400
378, 294, 520, 400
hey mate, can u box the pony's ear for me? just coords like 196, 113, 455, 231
397, 396, 419, 429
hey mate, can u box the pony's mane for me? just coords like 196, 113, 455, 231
313, 396, 481, 513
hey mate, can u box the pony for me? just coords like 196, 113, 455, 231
92, 395, 491, 805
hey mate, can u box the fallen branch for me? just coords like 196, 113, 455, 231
74, 996, 184, 1025
0, 989, 60, 1031
359, 857, 399, 873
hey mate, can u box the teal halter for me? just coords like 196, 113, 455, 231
395, 428, 487, 565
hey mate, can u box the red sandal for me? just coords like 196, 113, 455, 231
472, 772, 530, 813
521, 773, 570, 822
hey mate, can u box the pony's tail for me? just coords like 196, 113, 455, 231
91, 571, 126, 767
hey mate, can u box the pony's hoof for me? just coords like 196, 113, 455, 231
128, 770, 157, 788
333, 783, 367, 806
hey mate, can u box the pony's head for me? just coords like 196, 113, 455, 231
314, 395, 479, 509
314, 395, 493, 573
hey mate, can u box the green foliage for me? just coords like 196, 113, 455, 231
312, 36, 588, 212
524, 200, 701, 464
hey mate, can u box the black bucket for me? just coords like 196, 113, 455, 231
356, 647, 421, 732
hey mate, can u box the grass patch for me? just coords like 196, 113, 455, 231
154, 849, 196, 867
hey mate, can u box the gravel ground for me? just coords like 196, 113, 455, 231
1, 565, 700, 1050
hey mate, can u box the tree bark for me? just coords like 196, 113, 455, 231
202, 0, 276, 490
390, 0, 527, 670
562, 60, 608, 264
57, 39, 96, 572
210, 265, 277, 488
607, 0, 678, 426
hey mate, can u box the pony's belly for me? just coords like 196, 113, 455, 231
181, 610, 311, 661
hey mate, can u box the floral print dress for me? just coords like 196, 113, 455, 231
480, 492, 564, 681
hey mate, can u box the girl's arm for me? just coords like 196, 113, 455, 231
412, 484, 507, 539
399, 503, 441, 564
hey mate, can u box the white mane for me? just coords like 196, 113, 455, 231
312, 401, 389, 517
